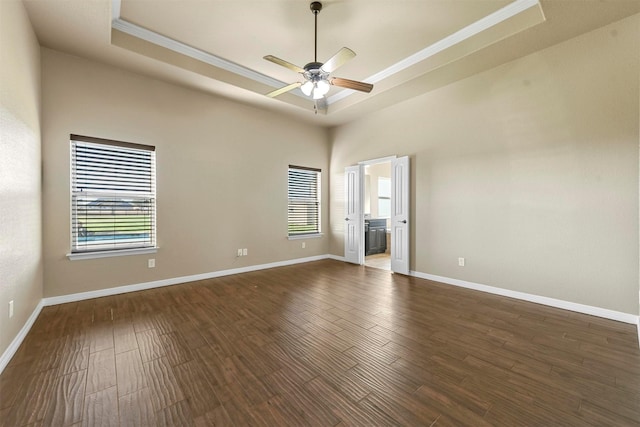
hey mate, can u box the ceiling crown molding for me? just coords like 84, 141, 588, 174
110, 0, 542, 110
326, 0, 542, 105
111, 18, 290, 90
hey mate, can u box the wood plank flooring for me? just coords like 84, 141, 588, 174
1, 259, 639, 426
364, 254, 391, 271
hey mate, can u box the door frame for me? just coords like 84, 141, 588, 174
344, 155, 410, 274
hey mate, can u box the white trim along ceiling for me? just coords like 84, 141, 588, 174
109, 0, 546, 117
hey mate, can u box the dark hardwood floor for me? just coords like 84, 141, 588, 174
1, 259, 639, 426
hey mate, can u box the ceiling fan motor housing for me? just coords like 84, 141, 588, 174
303, 62, 329, 82
304, 62, 323, 71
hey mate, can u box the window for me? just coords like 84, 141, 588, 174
70, 135, 156, 255
378, 176, 391, 218
288, 165, 321, 236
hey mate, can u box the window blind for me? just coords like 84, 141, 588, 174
71, 135, 156, 253
288, 166, 321, 236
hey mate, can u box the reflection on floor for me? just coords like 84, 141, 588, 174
365, 253, 391, 271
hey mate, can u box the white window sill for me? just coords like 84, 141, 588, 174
67, 247, 158, 261
288, 233, 323, 240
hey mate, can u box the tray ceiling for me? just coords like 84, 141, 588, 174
23, 0, 640, 126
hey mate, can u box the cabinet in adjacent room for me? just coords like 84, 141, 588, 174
365, 219, 387, 255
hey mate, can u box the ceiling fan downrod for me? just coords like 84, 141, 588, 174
310, 2, 322, 63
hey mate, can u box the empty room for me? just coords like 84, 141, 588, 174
1, 0, 639, 425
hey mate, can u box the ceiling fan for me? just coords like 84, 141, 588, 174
263, 1, 373, 101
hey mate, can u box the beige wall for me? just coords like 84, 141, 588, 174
0, 1, 43, 357
330, 14, 640, 315
41, 49, 329, 298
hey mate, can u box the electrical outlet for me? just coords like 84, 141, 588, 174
242, 248, 248, 256
458, 257, 465, 267
9, 300, 14, 318
302, 242, 306, 249
148, 259, 155, 268
237, 249, 243, 257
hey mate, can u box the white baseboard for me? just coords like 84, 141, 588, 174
42, 254, 332, 306
0, 299, 44, 373
410, 270, 639, 325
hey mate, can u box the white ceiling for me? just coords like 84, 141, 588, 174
23, 0, 640, 126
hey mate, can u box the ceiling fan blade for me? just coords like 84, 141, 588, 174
320, 47, 355, 73
266, 82, 303, 98
263, 55, 305, 74
330, 77, 373, 93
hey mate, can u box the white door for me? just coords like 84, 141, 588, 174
391, 156, 410, 274
344, 165, 363, 265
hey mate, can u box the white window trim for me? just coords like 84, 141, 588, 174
287, 233, 323, 241
69, 134, 156, 257
67, 246, 158, 261
288, 165, 321, 237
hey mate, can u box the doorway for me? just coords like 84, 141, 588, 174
364, 162, 391, 271
344, 156, 410, 275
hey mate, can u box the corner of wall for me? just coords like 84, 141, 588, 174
0, 0, 44, 363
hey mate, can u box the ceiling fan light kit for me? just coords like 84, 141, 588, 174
263, 1, 373, 108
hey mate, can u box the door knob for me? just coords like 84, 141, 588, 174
345, 218, 350, 221
399, 220, 407, 224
